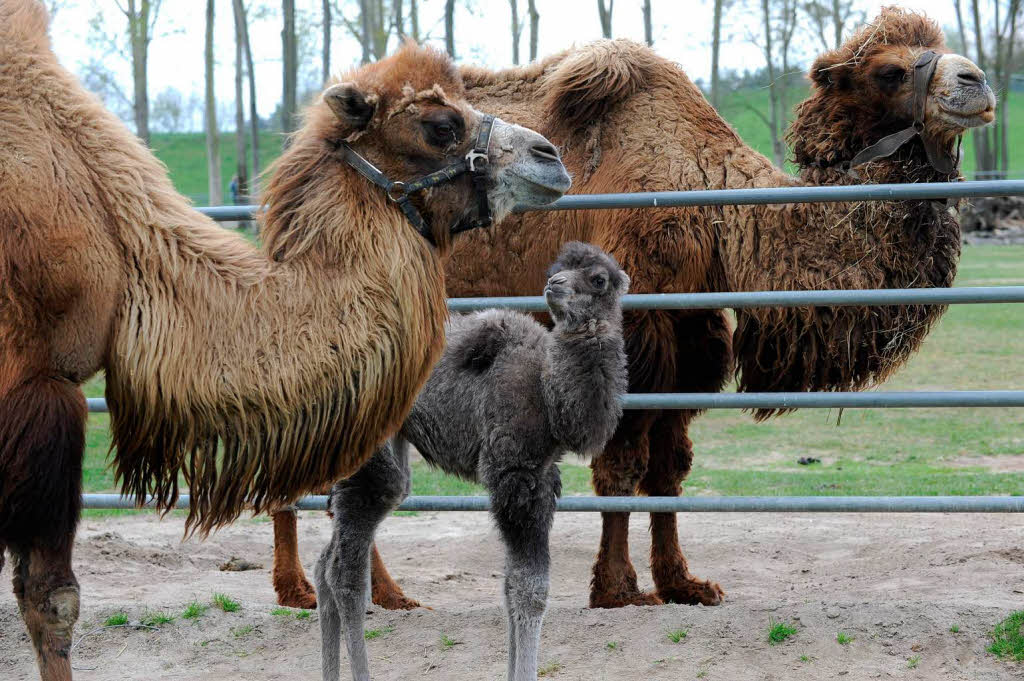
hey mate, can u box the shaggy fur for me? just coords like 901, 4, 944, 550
316, 243, 629, 681
0, 2, 567, 677
394, 7, 980, 609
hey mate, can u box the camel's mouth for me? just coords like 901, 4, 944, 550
509, 170, 572, 200
937, 104, 995, 129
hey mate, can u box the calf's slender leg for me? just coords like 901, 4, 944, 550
316, 440, 410, 681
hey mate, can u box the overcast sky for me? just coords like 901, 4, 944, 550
48, 0, 959, 124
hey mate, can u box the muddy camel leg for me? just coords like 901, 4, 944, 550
12, 542, 80, 681
272, 509, 318, 609
640, 413, 723, 606
370, 543, 421, 610
588, 411, 662, 608
316, 440, 409, 681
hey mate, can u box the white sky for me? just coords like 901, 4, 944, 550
48, 0, 959, 125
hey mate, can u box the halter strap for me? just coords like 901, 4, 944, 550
339, 114, 497, 243
842, 50, 959, 176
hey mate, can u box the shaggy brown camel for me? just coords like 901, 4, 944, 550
270, 8, 996, 611
0, 1, 570, 678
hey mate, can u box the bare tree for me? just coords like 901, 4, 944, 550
204, 0, 222, 205
759, 0, 784, 166
394, 0, 406, 39
236, 0, 260, 178
115, 0, 162, 144
528, 0, 539, 60
151, 87, 186, 132
642, 0, 652, 46
445, 0, 456, 57
282, 0, 298, 134
233, 0, 249, 204
710, 0, 725, 108
411, 0, 420, 41
776, 0, 798, 132
598, 0, 613, 38
800, 0, 859, 50
510, 0, 523, 64
323, 0, 331, 82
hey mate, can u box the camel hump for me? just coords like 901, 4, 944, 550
542, 39, 661, 134
0, 0, 51, 52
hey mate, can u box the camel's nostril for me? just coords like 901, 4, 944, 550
530, 143, 561, 162
958, 71, 984, 86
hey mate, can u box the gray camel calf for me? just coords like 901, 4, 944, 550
316, 242, 630, 681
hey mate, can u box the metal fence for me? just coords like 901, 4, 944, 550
81, 181, 1024, 514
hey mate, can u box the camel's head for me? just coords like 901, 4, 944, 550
543, 242, 629, 329
321, 44, 570, 246
790, 7, 995, 170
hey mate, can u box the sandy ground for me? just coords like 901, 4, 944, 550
2, 509, 1024, 681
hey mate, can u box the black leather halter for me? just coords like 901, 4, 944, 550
844, 50, 960, 176
338, 114, 496, 243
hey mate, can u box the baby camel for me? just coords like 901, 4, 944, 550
316, 242, 629, 681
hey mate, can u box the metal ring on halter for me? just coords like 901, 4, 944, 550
386, 182, 408, 202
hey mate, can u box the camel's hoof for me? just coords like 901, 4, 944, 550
373, 592, 424, 611
656, 578, 725, 606
589, 589, 663, 609
276, 588, 318, 610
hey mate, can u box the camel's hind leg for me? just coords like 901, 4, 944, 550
370, 543, 421, 610
315, 440, 410, 681
272, 509, 318, 609
1, 375, 86, 681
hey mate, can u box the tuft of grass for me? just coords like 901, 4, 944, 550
440, 633, 458, 649
231, 624, 254, 638
988, 611, 1024, 661
182, 601, 208, 620
605, 641, 620, 651
667, 628, 689, 643
104, 612, 129, 627
767, 618, 797, 645
799, 654, 813, 662
212, 593, 240, 613
696, 668, 708, 679
836, 632, 853, 645
270, 607, 292, 617
538, 661, 564, 677
950, 624, 960, 633
364, 625, 394, 640
392, 510, 419, 517
140, 612, 175, 627
908, 656, 921, 668
295, 609, 311, 620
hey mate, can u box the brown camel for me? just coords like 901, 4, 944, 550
270, 7, 996, 611
0, 1, 570, 678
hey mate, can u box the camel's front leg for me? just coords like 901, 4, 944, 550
370, 543, 422, 610
273, 508, 318, 609
488, 464, 559, 681
12, 542, 80, 681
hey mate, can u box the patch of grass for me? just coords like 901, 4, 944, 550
212, 593, 240, 613
392, 510, 419, 517
908, 656, 921, 668
950, 624, 961, 633
538, 661, 564, 677
364, 625, 394, 640
605, 641, 620, 651
140, 611, 175, 627
799, 654, 813, 662
667, 628, 689, 643
104, 612, 129, 627
836, 632, 853, 645
696, 668, 708, 679
182, 601, 208, 620
440, 633, 457, 649
294, 609, 311, 620
231, 624, 254, 638
270, 607, 293, 617
767, 619, 797, 645
988, 611, 1024, 661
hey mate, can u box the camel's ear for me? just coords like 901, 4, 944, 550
323, 83, 375, 131
809, 51, 852, 90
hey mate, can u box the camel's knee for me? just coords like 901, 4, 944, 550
22, 583, 79, 659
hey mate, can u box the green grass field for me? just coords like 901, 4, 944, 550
80, 245, 1024, 512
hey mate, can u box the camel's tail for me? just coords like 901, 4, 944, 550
542, 39, 661, 135
0, 0, 50, 51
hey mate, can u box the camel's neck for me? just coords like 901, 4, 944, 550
541, 317, 627, 456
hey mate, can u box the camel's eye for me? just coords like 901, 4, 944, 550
421, 112, 464, 149
590, 273, 607, 289
875, 65, 906, 90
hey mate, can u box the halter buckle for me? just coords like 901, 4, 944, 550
465, 149, 489, 172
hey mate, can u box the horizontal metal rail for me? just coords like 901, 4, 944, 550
84, 391, 1024, 414
450, 286, 1024, 312
196, 180, 1024, 221
80, 494, 1024, 513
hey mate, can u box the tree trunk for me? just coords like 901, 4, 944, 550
999, 1, 1020, 176
358, 0, 372, 63
394, 0, 405, 39
528, 0, 539, 60
510, 0, 521, 64
322, 0, 331, 83
642, 0, 652, 46
204, 0, 222, 205
411, 0, 420, 41
969, 0, 992, 173
761, 0, 783, 167
127, 0, 153, 144
710, 0, 723, 109
233, 0, 248, 205
445, 0, 456, 58
831, 0, 841, 47
282, 0, 298, 135
597, 0, 613, 38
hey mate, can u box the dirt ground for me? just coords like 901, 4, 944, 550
2, 509, 1023, 681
